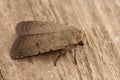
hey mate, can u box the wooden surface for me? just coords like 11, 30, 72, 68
0, 0, 120, 80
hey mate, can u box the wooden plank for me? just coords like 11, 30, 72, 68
0, 0, 120, 80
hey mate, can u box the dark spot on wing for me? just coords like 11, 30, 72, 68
36, 43, 39, 49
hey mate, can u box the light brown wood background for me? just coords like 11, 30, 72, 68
0, 0, 120, 80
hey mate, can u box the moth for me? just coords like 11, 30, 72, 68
11, 21, 85, 65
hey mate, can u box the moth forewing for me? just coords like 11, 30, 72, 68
11, 21, 85, 59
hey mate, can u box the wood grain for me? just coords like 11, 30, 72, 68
0, 0, 120, 80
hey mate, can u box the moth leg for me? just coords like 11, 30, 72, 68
72, 46, 77, 65
69, 45, 77, 65
54, 50, 66, 66
54, 45, 77, 66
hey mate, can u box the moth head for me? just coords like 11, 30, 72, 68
76, 31, 85, 46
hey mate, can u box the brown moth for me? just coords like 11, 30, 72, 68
11, 21, 85, 65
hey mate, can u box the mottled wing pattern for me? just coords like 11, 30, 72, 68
11, 21, 83, 59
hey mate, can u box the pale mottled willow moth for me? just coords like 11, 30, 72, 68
11, 21, 85, 65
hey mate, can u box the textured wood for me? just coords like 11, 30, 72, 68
0, 0, 120, 80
